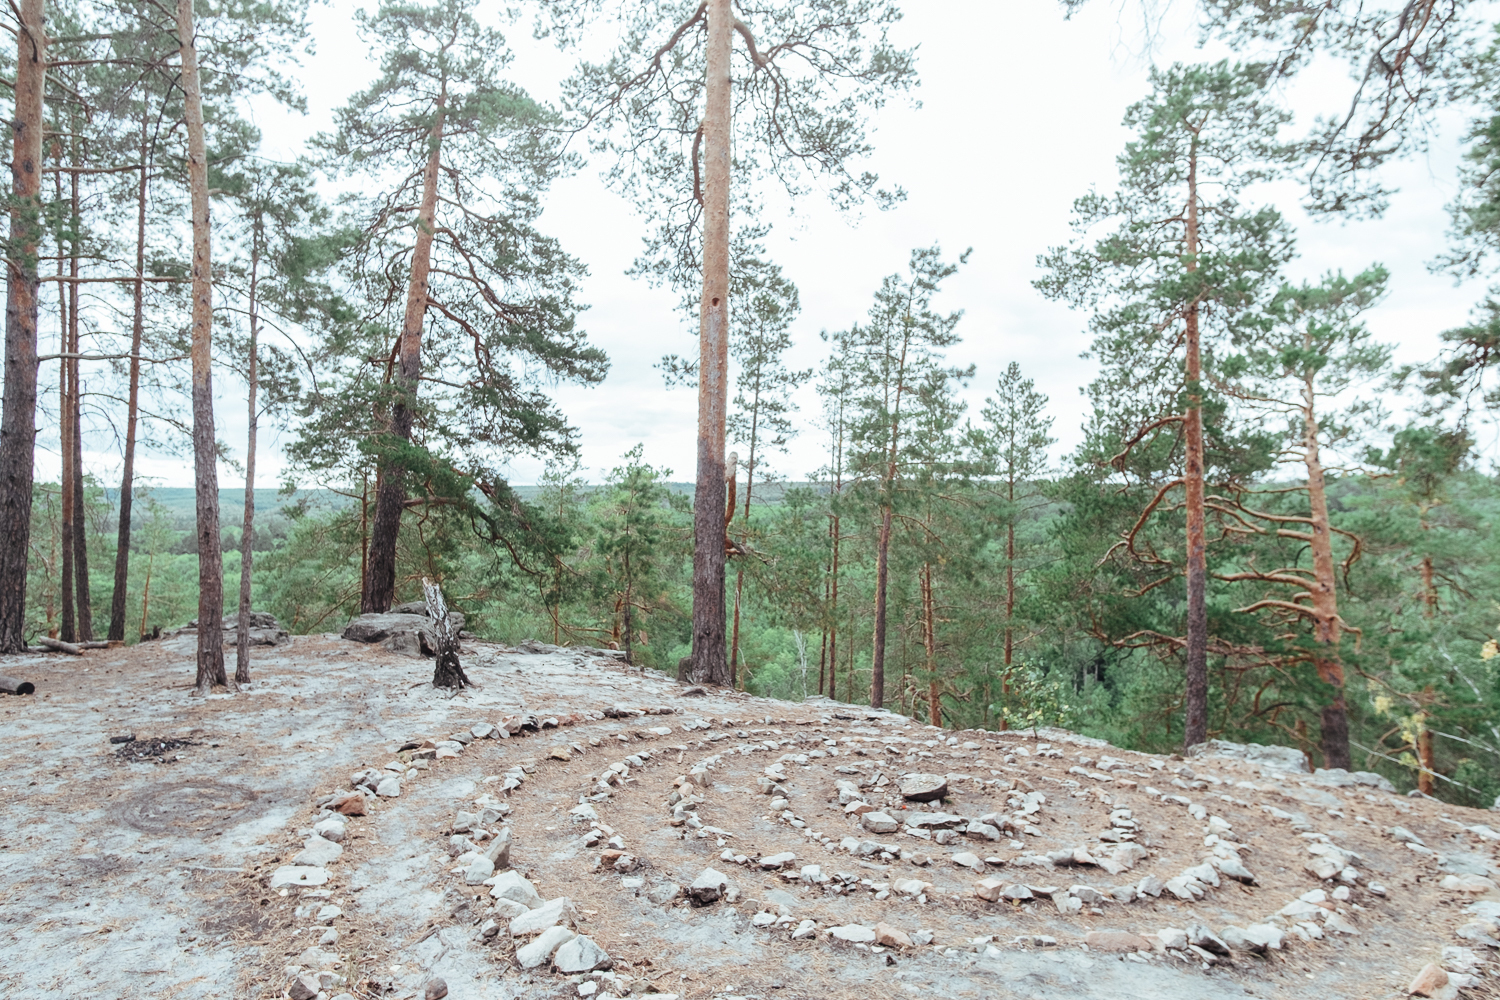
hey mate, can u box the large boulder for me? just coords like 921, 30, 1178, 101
1185, 739, 1308, 773
341, 611, 464, 657
899, 773, 949, 802
179, 611, 290, 646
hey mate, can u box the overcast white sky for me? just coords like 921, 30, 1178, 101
105, 0, 1494, 491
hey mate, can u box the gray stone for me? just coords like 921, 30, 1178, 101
465, 857, 495, 884
484, 828, 512, 869
951, 852, 984, 871
1184, 739, 1308, 773
690, 868, 728, 904
491, 897, 530, 919
553, 934, 612, 973
516, 926, 576, 969
293, 835, 343, 867
759, 852, 797, 869
647, 882, 680, 905
899, 773, 949, 802
270, 866, 328, 890
1213, 855, 1256, 884
1187, 924, 1230, 955
829, 924, 877, 943
490, 871, 543, 908
312, 818, 346, 843
375, 777, 400, 797
861, 811, 899, 834
905, 811, 966, 828
288, 975, 320, 1000
509, 897, 573, 936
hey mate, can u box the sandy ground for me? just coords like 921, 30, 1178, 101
1, 631, 1497, 1000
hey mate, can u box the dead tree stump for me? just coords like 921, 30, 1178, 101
422, 577, 471, 690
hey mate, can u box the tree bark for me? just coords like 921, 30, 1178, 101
0, 0, 46, 653
729, 434, 754, 689
922, 561, 939, 728
1182, 142, 1209, 751
689, 0, 733, 687
108, 106, 149, 643
235, 226, 260, 685
871, 504, 892, 708
828, 514, 840, 702
67, 162, 90, 641
1301, 370, 1350, 769
363, 83, 447, 614
179, 0, 227, 694
57, 200, 75, 644
1001, 474, 1016, 730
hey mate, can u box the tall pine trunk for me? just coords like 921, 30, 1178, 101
1301, 371, 1350, 769
1182, 143, 1209, 750
179, 0, 227, 693
363, 85, 446, 613
68, 163, 90, 641
109, 107, 149, 642
56, 181, 74, 643
235, 231, 260, 684
689, 0, 733, 686
1001, 472, 1016, 730
922, 561, 939, 728
0, 0, 46, 652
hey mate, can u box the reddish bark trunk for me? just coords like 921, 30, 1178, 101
1182, 142, 1209, 750
0, 0, 46, 652
179, 0, 228, 693
108, 106, 149, 643
363, 85, 447, 613
689, 0, 733, 686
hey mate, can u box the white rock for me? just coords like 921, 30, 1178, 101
951, 852, 985, 872
791, 919, 817, 940
690, 868, 728, 903
312, 819, 347, 842
270, 866, 328, 890
553, 934, 612, 973
862, 812, 899, 834
489, 870, 543, 908
465, 857, 495, 885
293, 836, 343, 867
829, 924, 877, 943
375, 777, 400, 797
1156, 927, 1188, 951
516, 926, 576, 969
510, 897, 574, 936
759, 852, 797, 869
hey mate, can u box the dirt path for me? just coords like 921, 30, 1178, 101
1, 634, 1495, 1000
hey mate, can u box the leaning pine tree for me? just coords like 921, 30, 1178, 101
317, 0, 606, 614
1035, 61, 1296, 748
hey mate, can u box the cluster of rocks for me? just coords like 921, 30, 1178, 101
175, 610, 290, 647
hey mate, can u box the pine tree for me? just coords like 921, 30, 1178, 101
845, 246, 971, 710
0, 0, 47, 652
316, 0, 605, 614
1217, 267, 1390, 768
1036, 61, 1296, 748
970, 362, 1055, 728
558, 0, 915, 687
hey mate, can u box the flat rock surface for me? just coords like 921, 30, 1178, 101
0, 633, 1496, 999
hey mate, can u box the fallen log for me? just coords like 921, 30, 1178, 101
0, 675, 35, 695
80, 641, 109, 649
37, 636, 82, 655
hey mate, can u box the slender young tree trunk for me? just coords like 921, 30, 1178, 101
1419, 553, 1437, 614
922, 562, 940, 728
68, 164, 90, 642
108, 107, 149, 643
622, 555, 634, 667
871, 505, 892, 708
729, 438, 754, 688
828, 520, 840, 700
57, 185, 75, 644
690, 0, 733, 687
235, 230, 260, 685
1301, 373, 1350, 769
1001, 472, 1016, 730
179, 0, 228, 693
0, 0, 45, 653
1181, 145, 1209, 751
138, 551, 152, 640
363, 85, 447, 614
